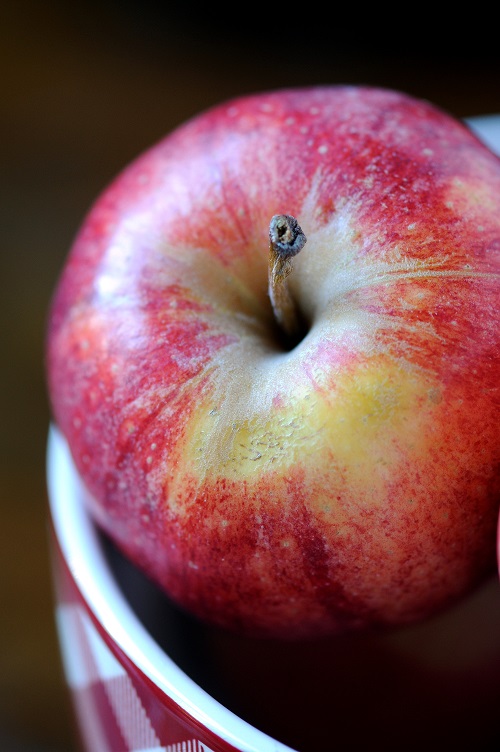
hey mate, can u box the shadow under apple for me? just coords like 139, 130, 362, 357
103, 529, 500, 751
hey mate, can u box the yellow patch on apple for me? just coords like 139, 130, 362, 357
186, 354, 435, 486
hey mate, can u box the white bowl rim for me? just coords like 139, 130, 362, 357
46, 424, 296, 752
466, 113, 500, 155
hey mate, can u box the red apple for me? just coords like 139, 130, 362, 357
46, 85, 500, 639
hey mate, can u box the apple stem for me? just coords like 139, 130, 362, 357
268, 214, 307, 341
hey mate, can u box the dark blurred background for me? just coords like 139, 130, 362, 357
1, 2, 500, 750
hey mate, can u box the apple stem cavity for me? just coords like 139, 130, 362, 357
268, 214, 307, 345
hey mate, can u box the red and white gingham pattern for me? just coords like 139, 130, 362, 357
56, 600, 219, 752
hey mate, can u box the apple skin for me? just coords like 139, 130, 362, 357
46, 86, 500, 639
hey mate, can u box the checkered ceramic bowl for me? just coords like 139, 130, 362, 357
47, 425, 295, 752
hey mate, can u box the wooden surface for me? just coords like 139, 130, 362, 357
1, 3, 499, 750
